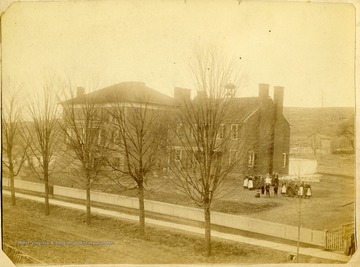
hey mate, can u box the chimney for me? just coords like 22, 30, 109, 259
174, 87, 191, 102
273, 86, 284, 119
259, 83, 269, 104
77, 87, 85, 98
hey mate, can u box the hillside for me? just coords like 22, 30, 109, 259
283, 107, 354, 150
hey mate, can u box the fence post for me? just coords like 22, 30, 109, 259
48, 185, 54, 198
324, 229, 328, 249
342, 224, 348, 254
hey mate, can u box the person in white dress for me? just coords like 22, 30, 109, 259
243, 176, 249, 189
298, 183, 304, 198
281, 183, 287, 195
248, 176, 254, 190
306, 185, 312, 198
265, 173, 271, 185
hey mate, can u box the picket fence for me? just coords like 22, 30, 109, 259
3, 178, 326, 247
325, 223, 355, 253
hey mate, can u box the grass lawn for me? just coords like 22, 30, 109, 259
2, 195, 342, 265
16, 167, 355, 231
95, 172, 355, 230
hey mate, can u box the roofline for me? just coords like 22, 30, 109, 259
60, 81, 174, 106
61, 101, 176, 110
282, 115, 291, 126
243, 107, 260, 123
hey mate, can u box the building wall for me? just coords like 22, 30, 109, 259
273, 116, 291, 174
258, 99, 276, 174
288, 158, 317, 176
236, 111, 260, 175
168, 98, 291, 176
59, 83, 291, 178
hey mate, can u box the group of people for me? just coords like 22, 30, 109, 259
243, 173, 279, 197
243, 173, 312, 198
281, 181, 312, 198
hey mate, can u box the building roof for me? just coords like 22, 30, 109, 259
61, 82, 174, 106
225, 97, 260, 123
61, 82, 289, 125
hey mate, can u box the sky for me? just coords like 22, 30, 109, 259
1, 0, 356, 107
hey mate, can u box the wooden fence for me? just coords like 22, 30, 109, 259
325, 223, 354, 253
4, 178, 355, 250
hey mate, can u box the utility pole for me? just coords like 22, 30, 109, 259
296, 192, 302, 262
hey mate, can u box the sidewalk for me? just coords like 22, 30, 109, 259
3, 190, 350, 263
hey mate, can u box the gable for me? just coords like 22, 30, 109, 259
224, 97, 260, 123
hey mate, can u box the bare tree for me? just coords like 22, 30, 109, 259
289, 159, 310, 263
24, 77, 62, 215
107, 95, 168, 237
309, 135, 318, 156
337, 114, 355, 150
59, 78, 110, 225
2, 84, 27, 206
167, 46, 247, 256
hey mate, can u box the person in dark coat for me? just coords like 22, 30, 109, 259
274, 173, 279, 187
260, 177, 265, 195
347, 233, 356, 256
274, 184, 278, 197
306, 184, 312, 198
265, 184, 270, 197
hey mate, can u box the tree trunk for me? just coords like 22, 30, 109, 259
10, 170, 16, 206
86, 177, 91, 225
204, 201, 211, 257
138, 183, 145, 237
296, 196, 301, 262
44, 175, 50, 215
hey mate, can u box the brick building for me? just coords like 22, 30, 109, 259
170, 83, 290, 176
61, 81, 290, 176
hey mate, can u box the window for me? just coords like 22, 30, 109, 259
112, 157, 120, 167
176, 123, 184, 136
247, 151, 257, 167
100, 110, 109, 122
99, 129, 107, 145
282, 153, 287, 168
217, 124, 225, 139
191, 124, 198, 138
93, 156, 106, 168
194, 149, 203, 164
182, 150, 194, 169
175, 149, 182, 163
203, 123, 211, 139
229, 150, 238, 165
112, 129, 121, 144
91, 128, 100, 145
111, 114, 117, 124
112, 156, 125, 171
231, 124, 239, 139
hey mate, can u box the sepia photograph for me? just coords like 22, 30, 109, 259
0, 0, 358, 266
